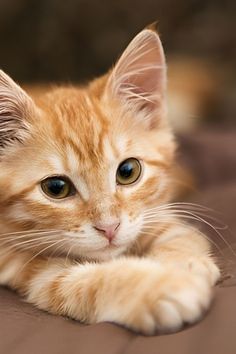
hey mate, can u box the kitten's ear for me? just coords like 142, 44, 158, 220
104, 29, 167, 127
0, 70, 36, 149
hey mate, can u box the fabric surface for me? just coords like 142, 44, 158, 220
0, 128, 236, 354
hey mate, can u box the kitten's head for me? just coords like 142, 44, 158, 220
0, 29, 176, 261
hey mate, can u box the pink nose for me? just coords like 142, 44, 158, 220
94, 221, 120, 242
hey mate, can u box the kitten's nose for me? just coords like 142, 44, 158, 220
93, 221, 120, 242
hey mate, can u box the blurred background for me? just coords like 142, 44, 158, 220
0, 0, 235, 130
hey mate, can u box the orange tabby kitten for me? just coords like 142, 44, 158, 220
0, 29, 219, 335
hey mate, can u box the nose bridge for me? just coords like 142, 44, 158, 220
89, 193, 119, 223
86, 165, 119, 222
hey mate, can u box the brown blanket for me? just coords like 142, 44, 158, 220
0, 128, 236, 354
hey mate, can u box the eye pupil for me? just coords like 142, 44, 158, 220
119, 162, 134, 178
116, 158, 141, 185
48, 180, 66, 195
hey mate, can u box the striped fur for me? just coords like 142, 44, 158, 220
0, 29, 220, 334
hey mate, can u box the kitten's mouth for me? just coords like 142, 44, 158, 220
103, 242, 119, 250
99, 240, 128, 254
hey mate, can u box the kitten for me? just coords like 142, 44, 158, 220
0, 28, 220, 335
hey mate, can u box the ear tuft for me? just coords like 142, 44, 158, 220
104, 29, 167, 127
0, 70, 35, 150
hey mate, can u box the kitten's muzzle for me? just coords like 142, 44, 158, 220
93, 221, 120, 243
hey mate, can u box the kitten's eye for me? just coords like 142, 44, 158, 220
116, 158, 142, 185
41, 177, 75, 199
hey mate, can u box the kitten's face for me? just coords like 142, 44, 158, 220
0, 29, 175, 261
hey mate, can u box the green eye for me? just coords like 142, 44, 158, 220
116, 158, 142, 185
41, 177, 75, 199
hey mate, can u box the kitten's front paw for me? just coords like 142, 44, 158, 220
188, 256, 220, 285
96, 259, 218, 335
148, 271, 212, 334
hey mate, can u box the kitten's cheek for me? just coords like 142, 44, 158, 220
115, 218, 143, 246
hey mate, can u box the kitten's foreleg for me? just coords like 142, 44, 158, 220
145, 223, 220, 285
0, 252, 210, 334
0, 224, 220, 335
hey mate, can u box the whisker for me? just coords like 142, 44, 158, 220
65, 244, 75, 265
145, 202, 215, 213
144, 205, 227, 230
4, 237, 64, 254
144, 207, 227, 233
17, 239, 67, 274
0, 230, 62, 245
159, 210, 232, 249
141, 218, 224, 255
142, 209, 235, 255
0, 229, 61, 237
0, 232, 62, 248
46, 239, 71, 265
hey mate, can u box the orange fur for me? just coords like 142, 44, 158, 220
0, 29, 219, 335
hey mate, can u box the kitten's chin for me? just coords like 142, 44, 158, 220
73, 244, 128, 262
